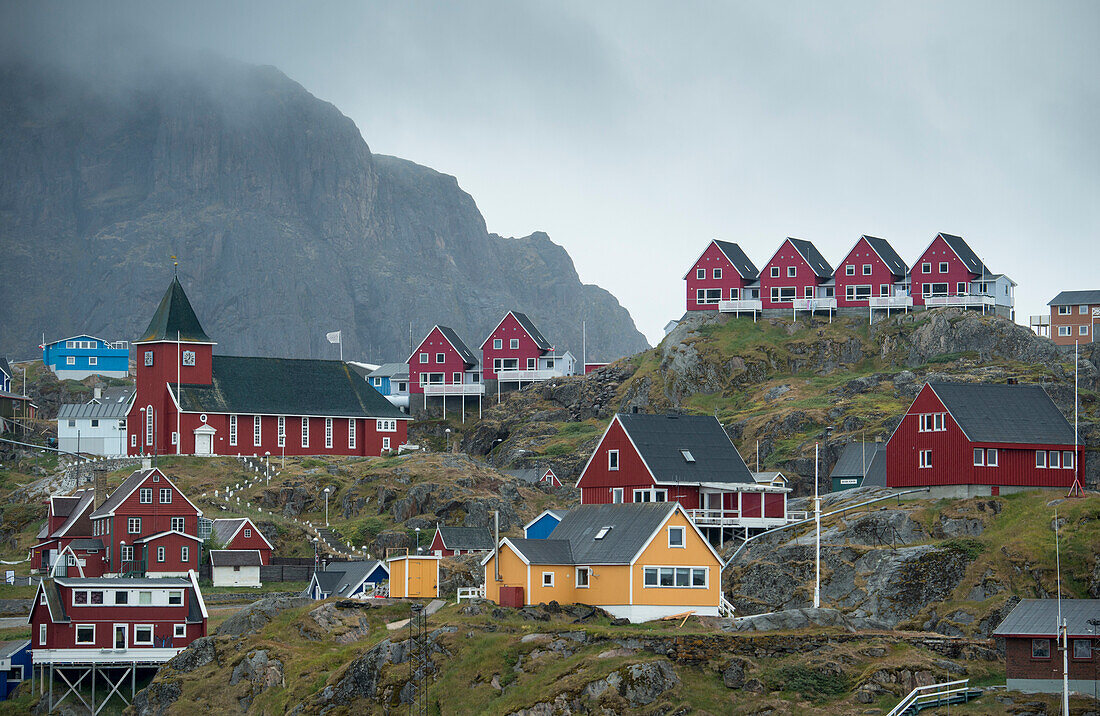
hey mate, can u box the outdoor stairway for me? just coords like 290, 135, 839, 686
317, 528, 353, 556
887, 680, 982, 716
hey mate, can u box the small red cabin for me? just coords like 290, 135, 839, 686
428, 525, 494, 557
886, 382, 1084, 498
212, 517, 274, 565
683, 240, 760, 312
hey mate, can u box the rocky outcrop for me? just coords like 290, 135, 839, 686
215, 596, 313, 637
0, 49, 648, 362
727, 607, 888, 632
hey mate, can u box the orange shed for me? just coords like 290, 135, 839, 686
387, 555, 440, 599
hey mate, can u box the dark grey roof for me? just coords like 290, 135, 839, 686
0, 640, 29, 660
52, 490, 94, 538
1049, 290, 1100, 307
993, 599, 1100, 637
542, 502, 679, 565
187, 590, 203, 623
436, 326, 478, 367
511, 312, 553, 351
863, 450, 887, 488
90, 469, 157, 518
172, 355, 407, 419
211, 518, 247, 545
830, 442, 886, 479
507, 538, 574, 565
51, 495, 84, 519
58, 401, 131, 420
928, 382, 1076, 445
137, 277, 212, 343
41, 580, 68, 623
69, 538, 104, 551
313, 570, 343, 595
862, 236, 908, 278
713, 241, 760, 280
437, 526, 494, 551
938, 233, 987, 275
787, 238, 834, 278
315, 560, 387, 596
55, 576, 192, 587
98, 387, 135, 404
505, 469, 539, 483
368, 363, 410, 380
210, 550, 263, 567
616, 413, 755, 485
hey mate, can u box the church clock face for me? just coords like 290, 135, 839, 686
182, 350, 196, 367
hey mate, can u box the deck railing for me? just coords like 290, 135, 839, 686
495, 368, 567, 382
924, 294, 995, 308
786, 510, 809, 522
791, 297, 838, 311
456, 586, 485, 604
868, 296, 913, 309
423, 383, 485, 396
686, 508, 742, 527
886, 679, 972, 716
718, 595, 737, 619
718, 299, 763, 313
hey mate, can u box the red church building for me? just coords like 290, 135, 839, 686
886, 382, 1083, 498
758, 238, 835, 317
576, 413, 790, 538
834, 235, 911, 315
127, 277, 409, 458
683, 240, 761, 315
909, 233, 1015, 318
212, 517, 273, 565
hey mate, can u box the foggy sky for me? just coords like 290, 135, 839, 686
5, 1, 1099, 344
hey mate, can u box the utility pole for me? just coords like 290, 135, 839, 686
813, 442, 821, 609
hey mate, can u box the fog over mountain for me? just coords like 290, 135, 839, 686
0, 41, 649, 362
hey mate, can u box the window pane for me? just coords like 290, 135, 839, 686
1032, 639, 1050, 658
644, 568, 658, 586
1074, 640, 1092, 659
659, 568, 674, 587
692, 569, 706, 587
675, 568, 690, 586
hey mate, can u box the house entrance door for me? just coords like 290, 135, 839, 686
195, 433, 211, 454
114, 624, 127, 649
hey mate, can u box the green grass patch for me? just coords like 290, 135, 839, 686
765, 663, 851, 699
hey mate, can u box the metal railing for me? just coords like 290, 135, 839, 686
495, 368, 567, 382
718, 299, 763, 313
423, 383, 485, 395
886, 679, 972, 716
792, 297, 838, 311
924, 294, 995, 308
868, 296, 914, 308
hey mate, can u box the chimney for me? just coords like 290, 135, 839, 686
141, 458, 152, 470
93, 386, 102, 400
494, 510, 501, 582
93, 471, 107, 510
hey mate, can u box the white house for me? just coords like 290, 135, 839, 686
209, 550, 262, 588
56, 387, 134, 456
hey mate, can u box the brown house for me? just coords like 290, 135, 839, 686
1048, 290, 1100, 346
993, 599, 1099, 695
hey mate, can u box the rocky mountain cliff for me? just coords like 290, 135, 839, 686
0, 51, 648, 361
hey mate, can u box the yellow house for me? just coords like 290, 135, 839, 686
387, 555, 440, 598
482, 502, 725, 622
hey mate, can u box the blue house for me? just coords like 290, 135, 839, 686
0, 639, 30, 700
366, 363, 410, 411
42, 335, 129, 380
523, 509, 567, 540
305, 560, 389, 600
0, 358, 12, 394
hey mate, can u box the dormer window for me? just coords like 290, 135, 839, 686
680, 450, 695, 463
594, 526, 612, 540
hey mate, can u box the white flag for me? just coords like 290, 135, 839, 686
326, 331, 342, 344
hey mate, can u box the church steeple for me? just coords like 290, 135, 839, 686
136, 277, 213, 344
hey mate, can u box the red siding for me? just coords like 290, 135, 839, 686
764, 493, 785, 518
1005, 636, 1099, 680
834, 237, 902, 308
428, 531, 454, 557
225, 519, 273, 564
32, 591, 205, 650
759, 239, 830, 310
577, 418, 655, 501
409, 327, 473, 394
887, 385, 1083, 488
910, 235, 978, 306
741, 493, 763, 517
481, 313, 549, 380
175, 413, 405, 458
102, 471, 200, 571
139, 532, 202, 574
130, 341, 214, 456
684, 242, 750, 312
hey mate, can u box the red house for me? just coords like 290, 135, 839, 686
683, 240, 761, 314
30, 573, 207, 705
886, 382, 1083, 498
909, 233, 1015, 318
427, 525, 494, 557
32, 491, 104, 576
86, 467, 204, 577
408, 325, 484, 417
993, 599, 1100, 695
758, 238, 835, 316
480, 311, 574, 395
211, 517, 273, 565
834, 235, 910, 314
576, 413, 789, 538
127, 277, 409, 457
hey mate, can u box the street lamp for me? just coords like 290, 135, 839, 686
312, 537, 320, 570
445, 428, 452, 452
415, 526, 421, 554
323, 487, 332, 527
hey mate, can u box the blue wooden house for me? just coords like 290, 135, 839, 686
305, 560, 389, 600
366, 363, 410, 410
523, 509, 567, 539
42, 335, 129, 380
0, 640, 30, 700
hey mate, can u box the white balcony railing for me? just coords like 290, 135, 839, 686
687, 508, 742, 527
423, 383, 485, 396
106, 341, 129, 350
786, 510, 809, 523
924, 294, 995, 308
718, 299, 763, 313
1029, 315, 1050, 326
33, 647, 186, 665
791, 297, 838, 311
868, 296, 914, 309
495, 368, 566, 382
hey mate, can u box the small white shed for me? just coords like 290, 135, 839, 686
210, 549, 263, 588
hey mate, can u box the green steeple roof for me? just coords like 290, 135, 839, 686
136, 277, 213, 343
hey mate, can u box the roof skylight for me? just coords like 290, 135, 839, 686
594, 526, 612, 540
680, 450, 695, 463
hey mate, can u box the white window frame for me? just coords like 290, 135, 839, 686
39, 623, 47, 645
696, 268, 705, 280
254, 415, 261, 446
435, 352, 445, 363
1081, 305, 1090, 315
607, 450, 619, 471
156, 546, 166, 563
419, 353, 428, 364
348, 419, 356, 450
168, 591, 183, 606
510, 338, 519, 350
667, 525, 686, 548
244, 528, 251, 538
174, 624, 187, 639
541, 572, 554, 587
66, 356, 76, 366
1058, 305, 1071, 315
133, 624, 154, 646
121, 545, 134, 562
987, 449, 998, 467
787, 266, 796, 278
377, 419, 397, 432
770, 286, 796, 303
862, 264, 872, 275
382, 436, 391, 451
1050, 451, 1060, 468
493, 338, 502, 350
452, 372, 462, 384
919, 450, 932, 468
1063, 451, 1074, 469
88, 356, 97, 366
139, 488, 152, 504
922, 262, 932, 274
939, 261, 949, 273
75, 624, 95, 645
325, 418, 333, 449
957, 281, 968, 295
845, 264, 855, 275
171, 516, 185, 532
146, 405, 153, 446
974, 448, 984, 466
697, 288, 721, 304
611, 487, 624, 504
181, 546, 189, 563
770, 266, 780, 278
128, 517, 141, 534
160, 488, 172, 504
302, 417, 310, 448
1081, 325, 1090, 336
229, 415, 237, 446
642, 566, 708, 589
712, 268, 722, 279
1058, 326, 1072, 337
576, 567, 590, 588
277, 416, 285, 448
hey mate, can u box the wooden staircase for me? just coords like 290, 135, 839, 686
887, 679, 982, 715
